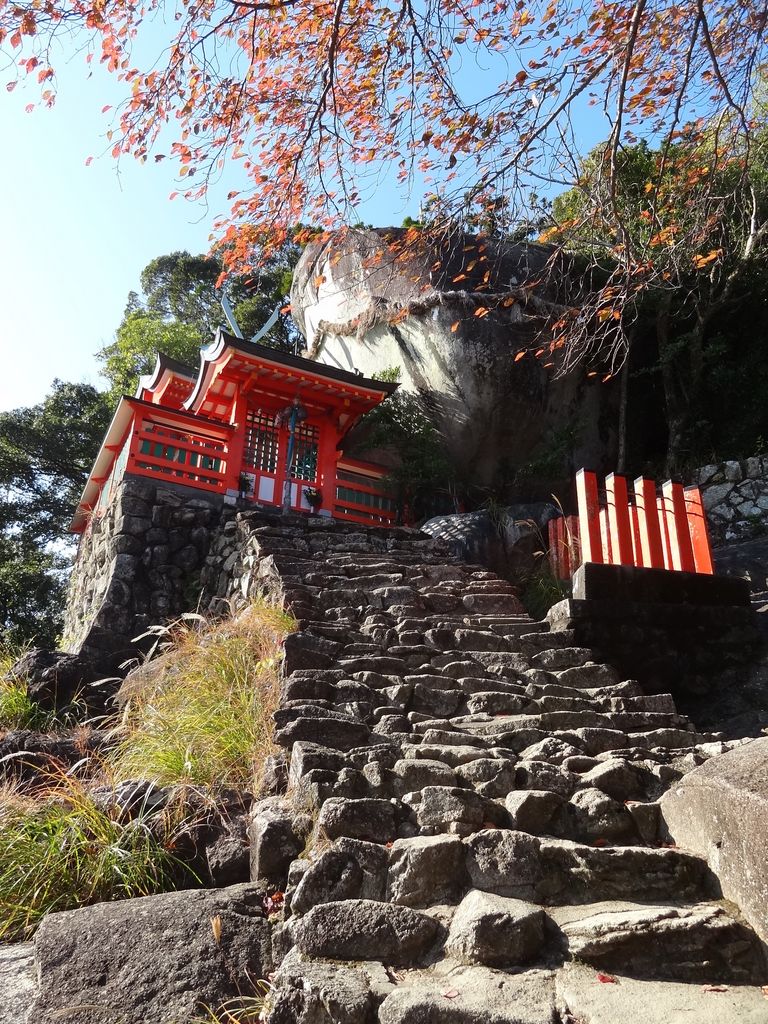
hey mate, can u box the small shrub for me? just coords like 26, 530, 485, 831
0, 772, 185, 939
519, 562, 569, 620
112, 601, 295, 790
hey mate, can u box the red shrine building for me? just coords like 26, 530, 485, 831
71, 331, 399, 534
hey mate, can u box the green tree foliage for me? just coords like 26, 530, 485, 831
96, 315, 203, 402
0, 381, 111, 646
97, 245, 301, 401
350, 371, 453, 522
549, 136, 768, 471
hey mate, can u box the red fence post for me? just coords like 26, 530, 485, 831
576, 469, 603, 564
662, 480, 696, 572
605, 473, 634, 565
684, 486, 714, 575
657, 495, 674, 569
568, 515, 582, 573
634, 477, 665, 569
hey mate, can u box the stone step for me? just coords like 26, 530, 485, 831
454, 710, 691, 736
550, 899, 766, 984
556, 962, 768, 1024
464, 830, 711, 905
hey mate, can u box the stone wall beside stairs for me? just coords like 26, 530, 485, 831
697, 454, 768, 544
63, 476, 225, 663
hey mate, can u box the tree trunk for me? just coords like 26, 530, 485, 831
616, 342, 631, 474
657, 298, 687, 476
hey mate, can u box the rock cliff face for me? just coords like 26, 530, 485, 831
291, 228, 618, 488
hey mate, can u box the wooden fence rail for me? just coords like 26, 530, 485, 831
548, 469, 714, 580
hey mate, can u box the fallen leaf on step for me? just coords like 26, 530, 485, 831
441, 989, 460, 999
702, 985, 729, 993
596, 973, 616, 984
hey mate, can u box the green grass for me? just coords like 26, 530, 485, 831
112, 601, 295, 790
0, 644, 50, 730
519, 562, 570, 620
0, 773, 187, 939
0, 678, 52, 731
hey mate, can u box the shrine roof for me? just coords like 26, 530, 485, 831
135, 352, 197, 393
184, 330, 398, 417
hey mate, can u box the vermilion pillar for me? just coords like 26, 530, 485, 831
634, 477, 665, 569
662, 480, 696, 572
683, 485, 714, 574
605, 473, 634, 565
576, 469, 603, 564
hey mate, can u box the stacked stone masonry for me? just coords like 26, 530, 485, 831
697, 453, 768, 544
64, 476, 224, 661
201, 512, 768, 1023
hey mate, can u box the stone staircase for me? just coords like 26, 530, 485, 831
225, 514, 768, 1023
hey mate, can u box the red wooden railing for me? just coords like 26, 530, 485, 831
334, 477, 396, 525
548, 469, 714, 580
127, 415, 229, 493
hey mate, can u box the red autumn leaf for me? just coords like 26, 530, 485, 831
514, 351, 526, 362
441, 988, 460, 999
85, 156, 94, 166
474, 306, 489, 318
450, 321, 460, 332
596, 973, 616, 984
6, 81, 17, 93
702, 985, 729, 993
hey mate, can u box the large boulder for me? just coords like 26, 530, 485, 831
8, 648, 117, 714
0, 943, 36, 1024
660, 736, 768, 944
291, 227, 617, 488
27, 885, 272, 1024
421, 504, 559, 583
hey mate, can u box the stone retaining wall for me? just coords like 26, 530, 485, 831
697, 455, 768, 544
63, 475, 225, 662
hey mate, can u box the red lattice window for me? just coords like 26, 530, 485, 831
244, 409, 279, 473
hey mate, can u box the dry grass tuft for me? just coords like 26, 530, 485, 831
111, 601, 295, 791
0, 770, 187, 939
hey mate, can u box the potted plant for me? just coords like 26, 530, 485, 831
303, 486, 322, 514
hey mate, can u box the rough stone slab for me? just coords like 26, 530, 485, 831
554, 900, 766, 983
660, 736, 768, 944
318, 797, 399, 843
446, 890, 546, 967
377, 966, 558, 1023
555, 961, 768, 1024
291, 899, 439, 964
0, 943, 36, 1024
28, 885, 271, 1024
387, 835, 468, 907
265, 948, 376, 1024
